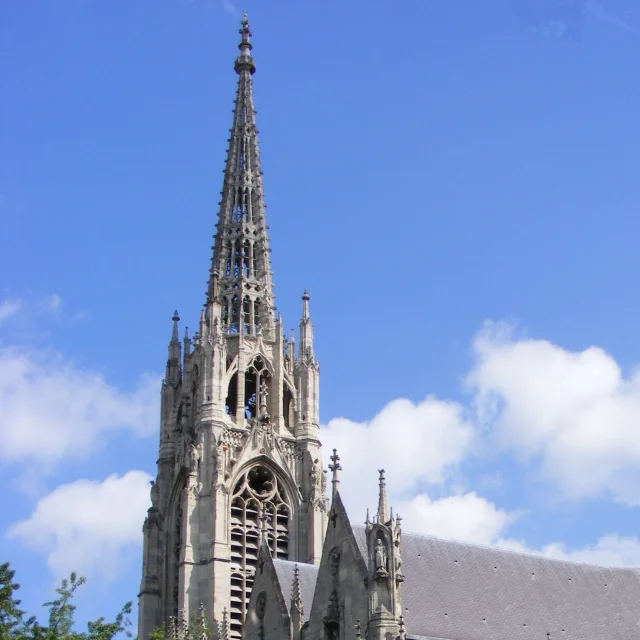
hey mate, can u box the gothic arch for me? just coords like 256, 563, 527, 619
164, 473, 187, 623
227, 458, 298, 639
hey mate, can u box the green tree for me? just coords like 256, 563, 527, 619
0, 562, 132, 640
147, 605, 214, 640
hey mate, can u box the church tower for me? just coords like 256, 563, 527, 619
138, 16, 328, 640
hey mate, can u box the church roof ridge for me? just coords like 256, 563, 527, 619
352, 524, 640, 573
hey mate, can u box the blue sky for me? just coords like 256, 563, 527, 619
1, 0, 640, 631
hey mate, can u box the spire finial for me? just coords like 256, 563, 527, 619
169, 310, 180, 350
302, 290, 310, 320
235, 12, 255, 74
172, 310, 180, 338
377, 469, 389, 523
329, 449, 342, 501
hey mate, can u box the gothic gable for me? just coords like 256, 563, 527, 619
244, 542, 291, 640
305, 493, 368, 640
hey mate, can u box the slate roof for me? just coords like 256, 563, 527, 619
352, 525, 640, 640
272, 559, 318, 623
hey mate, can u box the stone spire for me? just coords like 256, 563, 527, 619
377, 469, 389, 524
207, 13, 275, 337
165, 310, 182, 385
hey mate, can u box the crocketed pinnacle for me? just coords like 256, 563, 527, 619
207, 14, 275, 338
291, 564, 303, 614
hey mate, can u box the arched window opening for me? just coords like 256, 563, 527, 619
253, 299, 261, 335
283, 384, 294, 430
168, 492, 183, 621
242, 241, 251, 278
243, 296, 251, 335
229, 296, 240, 334
233, 241, 241, 278
244, 357, 271, 420
229, 465, 290, 639
226, 372, 238, 416
244, 370, 257, 419
222, 297, 229, 328
252, 244, 258, 278
225, 242, 233, 277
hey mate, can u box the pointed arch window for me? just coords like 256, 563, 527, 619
233, 240, 241, 277
244, 356, 270, 420
225, 241, 233, 277
167, 489, 184, 621
242, 296, 251, 335
229, 295, 240, 334
242, 241, 251, 278
222, 297, 229, 327
229, 466, 290, 639
253, 299, 262, 336
283, 382, 294, 431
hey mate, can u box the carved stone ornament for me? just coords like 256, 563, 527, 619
329, 547, 341, 577
256, 591, 267, 619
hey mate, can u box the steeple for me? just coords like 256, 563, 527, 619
207, 12, 275, 338
139, 17, 327, 640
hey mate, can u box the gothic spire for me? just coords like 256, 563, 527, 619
377, 469, 389, 524
207, 13, 275, 338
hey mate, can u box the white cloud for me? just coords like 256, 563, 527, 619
7, 471, 152, 581
322, 397, 474, 520
497, 533, 640, 568
467, 321, 640, 505
0, 347, 160, 470
0, 299, 21, 322
401, 491, 515, 546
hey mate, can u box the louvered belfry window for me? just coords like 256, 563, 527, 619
229, 465, 290, 638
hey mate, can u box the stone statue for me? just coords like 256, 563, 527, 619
256, 591, 267, 619
310, 459, 320, 493
374, 538, 388, 577
150, 481, 159, 510
188, 444, 199, 471
321, 469, 328, 494
395, 539, 404, 581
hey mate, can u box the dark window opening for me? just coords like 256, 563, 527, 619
283, 384, 294, 430
253, 299, 261, 335
244, 370, 257, 419
226, 372, 238, 416
229, 295, 240, 334
243, 296, 251, 335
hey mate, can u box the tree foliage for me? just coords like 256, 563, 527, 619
0, 562, 132, 640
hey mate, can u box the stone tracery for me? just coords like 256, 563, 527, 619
229, 465, 290, 638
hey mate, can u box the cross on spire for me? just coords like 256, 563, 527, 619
329, 449, 342, 500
